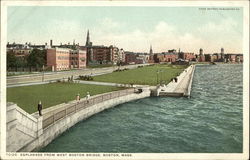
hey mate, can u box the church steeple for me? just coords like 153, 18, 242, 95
85, 30, 91, 46
149, 45, 153, 55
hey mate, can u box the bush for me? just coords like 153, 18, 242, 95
78, 75, 94, 81
113, 68, 129, 72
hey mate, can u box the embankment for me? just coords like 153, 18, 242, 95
6, 88, 150, 152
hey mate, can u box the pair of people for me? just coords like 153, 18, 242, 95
76, 92, 91, 102
171, 77, 178, 83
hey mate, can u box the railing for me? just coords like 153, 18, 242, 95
42, 89, 135, 129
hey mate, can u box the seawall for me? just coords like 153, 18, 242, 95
185, 65, 196, 97
154, 64, 196, 97
6, 88, 151, 152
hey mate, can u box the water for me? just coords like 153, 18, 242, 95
40, 64, 243, 153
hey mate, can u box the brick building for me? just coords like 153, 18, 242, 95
87, 45, 122, 65
236, 55, 243, 62
47, 47, 86, 71
7, 43, 32, 57
198, 48, 205, 62
225, 54, 243, 63
178, 52, 196, 61
124, 52, 148, 64
162, 52, 177, 62
85, 30, 124, 65
125, 52, 137, 64
153, 53, 177, 63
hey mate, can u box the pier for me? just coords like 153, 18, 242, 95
154, 65, 196, 97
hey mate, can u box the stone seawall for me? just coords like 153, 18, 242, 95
185, 65, 196, 97
6, 88, 151, 152
6, 103, 42, 152
153, 64, 196, 97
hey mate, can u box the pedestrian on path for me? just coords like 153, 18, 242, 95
38, 101, 43, 116
86, 92, 90, 103
76, 93, 80, 102
174, 77, 178, 83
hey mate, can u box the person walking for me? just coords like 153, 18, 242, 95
86, 92, 90, 103
38, 101, 43, 116
76, 93, 80, 102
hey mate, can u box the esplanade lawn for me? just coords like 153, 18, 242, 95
93, 64, 187, 85
7, 64, 187, 114
7, 83, 124, 114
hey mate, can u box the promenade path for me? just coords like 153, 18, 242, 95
7, 64, 149, 86
157, 65, 195, 97
7, 76, 146, 88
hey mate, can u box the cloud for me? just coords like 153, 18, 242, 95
196, 18, 242, 53
100, 17, 120, 29
198, 18, 239, 34
88, 17, 242, 54
12, 17, 242, 54
43, 20, 82, 44
92, 20, 204, 53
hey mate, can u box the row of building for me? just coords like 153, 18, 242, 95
147, 47, 243, 64
7, 31, 127, 71
7, 30, 243, 71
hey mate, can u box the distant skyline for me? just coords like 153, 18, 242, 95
7, 6, 243, 54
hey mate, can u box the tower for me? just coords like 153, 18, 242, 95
149, 45, 153, 55
199, 48, 203, 56
85, 30, 91, 47
178, 48, 181, 59
85, 30, 93, 65
221, 47, 225, 60
50, 39, 53, 47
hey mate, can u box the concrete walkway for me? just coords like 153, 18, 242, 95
156, 65, 196, 97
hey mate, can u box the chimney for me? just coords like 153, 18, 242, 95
50, 40, 53, 47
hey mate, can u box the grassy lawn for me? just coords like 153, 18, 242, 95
7, 82, 124, 114
93, 64, 188, 86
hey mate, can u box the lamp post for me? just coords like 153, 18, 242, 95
156, 70, 160, 84
160, 70, 162, 84
42, 65, 44, 82
161, 70, 165, 84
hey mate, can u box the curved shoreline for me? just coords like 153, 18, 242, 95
6, 65, 196, 152
6, 88, 151, 152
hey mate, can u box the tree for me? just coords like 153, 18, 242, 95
27, 49, 46, 70
7, 51, 17, 70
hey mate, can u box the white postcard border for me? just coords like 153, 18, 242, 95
0, 1, 249, 160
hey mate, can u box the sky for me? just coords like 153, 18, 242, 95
7, 6, 243, 54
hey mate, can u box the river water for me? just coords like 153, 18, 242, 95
40, 64, 243, 153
